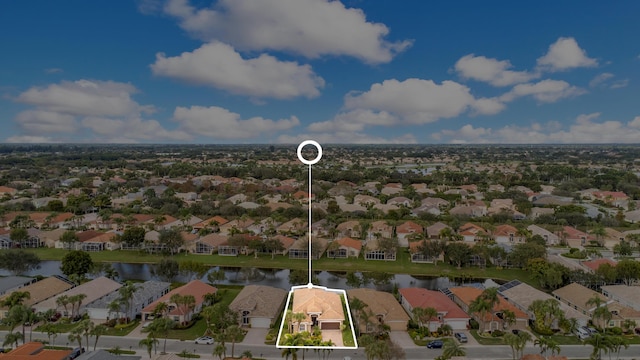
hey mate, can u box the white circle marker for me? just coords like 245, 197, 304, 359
297, 140, 322, 165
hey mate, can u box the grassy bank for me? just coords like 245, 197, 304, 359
26, 248, 535, 284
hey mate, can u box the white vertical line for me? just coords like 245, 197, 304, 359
308, 163, 312, 285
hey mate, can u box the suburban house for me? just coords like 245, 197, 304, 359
193, 233, 227, 254
601, 285, 640, 311
408, 240, 443, 263
396, 221, 424, 247
229, 285, 287, 328
458, 223, 488, 243
291, 287, 345, 332
492, 224, 524, 244
367, 220, 394, 240
363, 238, 397, 261
288, 237, 328, 260
219, 218, 254, 235
33, 276, 122, 315
277, 218, 307, 236
449, 204, 487, 218
141, 280, 217, 324
347, 288, 410, 333
326, 237, 362, 259
398, 288, 470, 331
0, 342, 72, 360
426, 222, 451, 239
448, 287, 528, 331
527, 225, 560, 245
192, 216, 228, 233
552, 282, 640, 328
0, 276, 74, 319
336, 220, 362, 239
581, 258, 617, 273
85, 280, 171, 320
498, 280, 589, 328
561, 226, 592, 247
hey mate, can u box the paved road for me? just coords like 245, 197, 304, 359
5, 330, 640, 359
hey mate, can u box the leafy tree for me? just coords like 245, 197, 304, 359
289, 269, 309, 286
158, 228, 184, 255
60, 250, 93, 278
206, 269, 226, 285
413, 307, 437, 334
119, 226, 145, 247
615, 259, 640, 285
445, 242, 472, 268
3, 331, 23, 348
151, 258, 179, 282
509, 242, 546, 268
9, 227, 28, 243
528, 299, 564, 334
0, 291, 30, 308
613, 240, 633, 257
60, 230, 79, 250
0, 250, 41, 275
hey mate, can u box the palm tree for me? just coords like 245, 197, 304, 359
139, 337, 158, 359
213, 343, 226, 360
349, 297, 367, 336
608, 335, 628, 360
500, 309, 516, 330
442, 340, 466, 359
413, 306, 438, 335
118, 281, 138, 323
469, 297, 492, 333
3, 332, 23, 348
504, 331, 531, 360
90, 324, 108, 351
586, 295, 611, 330
56, 295, 71, 316
226, 325, 244, 358
534, 336, 560, 359
292, 312, 307, 333
41, 323, 59, 346
584, 333, 608, 360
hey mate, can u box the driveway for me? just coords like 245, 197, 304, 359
243, 328, 269, 345
321, 329, 343, 347
389, 331, 418, 348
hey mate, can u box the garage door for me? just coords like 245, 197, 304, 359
251, 317, 271, 329
320, 322, 340, 330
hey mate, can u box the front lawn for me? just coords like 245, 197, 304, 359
103, 320, 140, 336
469, 330, 505, 345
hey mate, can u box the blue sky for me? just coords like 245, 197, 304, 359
1, 0, 639, 144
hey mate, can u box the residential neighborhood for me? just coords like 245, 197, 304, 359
2, 144, 640, 359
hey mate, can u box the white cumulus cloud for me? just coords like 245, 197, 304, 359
277, 132, 416, 145
499, 79, 586, 103
172, 105, 300, 140
433, 113, 640, 144
536, 37, 598, 72
151, 41, 325, 99
161, 0, 412, 64
454, 54, 539, 87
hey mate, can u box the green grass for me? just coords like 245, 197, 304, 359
35, 321, 80, 333
342, 325, 355, 347
103, 320, 140, 336
544, 334, 584, 345
26, 248, 536, 284
469, 330, 506, 345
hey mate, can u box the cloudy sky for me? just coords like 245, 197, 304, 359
2, 0, 639, 144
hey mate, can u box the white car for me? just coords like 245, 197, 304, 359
195, 336, 214, 345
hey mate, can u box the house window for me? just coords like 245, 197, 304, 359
242, 311, 250, 325
299, 324, 306, 332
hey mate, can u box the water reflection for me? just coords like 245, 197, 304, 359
2, 260, 500, 290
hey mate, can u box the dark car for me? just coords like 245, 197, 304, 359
427, 340, 444, 349
454, 332, 468, 343
68, 347, 85, 359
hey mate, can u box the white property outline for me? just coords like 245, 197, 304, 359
275, 141, 358, 350
275, 284, 359, 350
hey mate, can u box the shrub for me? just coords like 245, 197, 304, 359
469, 319, 479, 330
608, 327, 623, 335
491, 330, 505, 337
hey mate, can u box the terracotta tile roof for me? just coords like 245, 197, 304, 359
562, 226, 590, 239
336, 237, 362, 251
142, 280, 216, 314
292, 287, 345, 322
399, 288, 469, 320
76, 230, 104, 242
492, 224, 518, 237
582, 258, 617, 272
396, 221, 423, 234
0, 342, 71, 360
274, 235, 296, 249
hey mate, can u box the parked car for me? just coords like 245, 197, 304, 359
575, 326, 591, 340
68, 347, 84, 359
426, 340, 444, 349
587, 327, 598, 336
195, 336, 214, 345
454, 332, 468, 343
